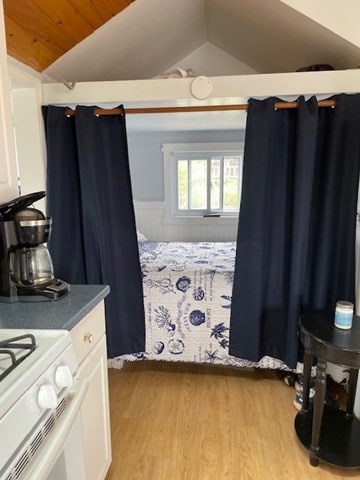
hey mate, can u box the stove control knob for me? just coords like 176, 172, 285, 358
37, 384, 58, 410
55, 365, 73, 388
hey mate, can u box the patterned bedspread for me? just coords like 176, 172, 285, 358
110, 241, 292, 371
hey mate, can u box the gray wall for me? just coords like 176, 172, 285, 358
127, 130, 245, 201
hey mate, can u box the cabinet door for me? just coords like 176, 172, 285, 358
0, 1, 19, 202
77, 335, 112, 480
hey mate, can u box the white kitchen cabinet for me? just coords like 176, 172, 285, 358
71, 301, 112, 480
0, 1, 20, 202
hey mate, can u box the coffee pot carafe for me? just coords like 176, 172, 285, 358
12, 244, 55, 287
10, 206, 54, 287
0, 191, 69, 302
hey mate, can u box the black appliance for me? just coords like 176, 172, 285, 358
0, 191, 69, 302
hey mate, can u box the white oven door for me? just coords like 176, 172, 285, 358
24, 379, 88, 480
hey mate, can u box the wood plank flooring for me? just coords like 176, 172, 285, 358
105, 361, 359, 480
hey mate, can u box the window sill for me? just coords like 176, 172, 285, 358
162, 215, 238, 226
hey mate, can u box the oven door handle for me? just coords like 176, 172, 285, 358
25, 378, 88, 480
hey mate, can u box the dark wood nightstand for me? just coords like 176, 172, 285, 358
295, 310, 360, 468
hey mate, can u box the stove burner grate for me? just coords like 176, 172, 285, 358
0, 334, 36, 381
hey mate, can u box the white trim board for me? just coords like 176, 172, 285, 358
42, 70, 360, 107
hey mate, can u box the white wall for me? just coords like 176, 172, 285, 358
11, 89, 46, 204
280, 0, 360, 49
0, 4, 19, 202
134, 201, 238, 242
8, 58, 46, 212
169, 41, 258, 77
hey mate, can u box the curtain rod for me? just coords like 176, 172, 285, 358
64, 99, 336, 117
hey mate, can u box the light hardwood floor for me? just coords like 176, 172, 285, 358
105, 362, 358, 480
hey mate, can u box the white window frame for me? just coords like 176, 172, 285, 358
163, 142, 244, 225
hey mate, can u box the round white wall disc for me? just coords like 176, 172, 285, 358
190, 76, 213, 100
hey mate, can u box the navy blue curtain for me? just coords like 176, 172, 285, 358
42, 105, 145, 358
230, 94, 360, 369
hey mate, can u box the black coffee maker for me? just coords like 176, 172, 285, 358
0, 191, 70, 302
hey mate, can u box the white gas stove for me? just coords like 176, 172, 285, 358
0, 329, 87, 480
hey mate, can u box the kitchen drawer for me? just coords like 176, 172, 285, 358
70, 301, 105, 366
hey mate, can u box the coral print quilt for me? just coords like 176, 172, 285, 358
112, 241, 289, 371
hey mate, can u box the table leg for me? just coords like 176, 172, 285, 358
301, 346, 312, 413
310, 356, 327, 467
346, 369, 359, 418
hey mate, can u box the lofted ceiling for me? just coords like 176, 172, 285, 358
3, 0, 134, 72
3, 0, 360, 83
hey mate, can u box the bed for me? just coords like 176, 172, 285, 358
109, 239, 349, 384
110, 240, 292, 372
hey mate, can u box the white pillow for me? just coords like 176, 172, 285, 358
137, 230, 147, 242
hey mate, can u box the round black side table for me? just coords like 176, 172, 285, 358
295, 310, 360, 468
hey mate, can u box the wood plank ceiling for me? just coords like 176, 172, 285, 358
3, 0, 134, 72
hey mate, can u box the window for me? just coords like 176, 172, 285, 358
163, 143, 244, 220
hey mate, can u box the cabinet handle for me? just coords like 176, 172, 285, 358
84, 332, 94, 344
